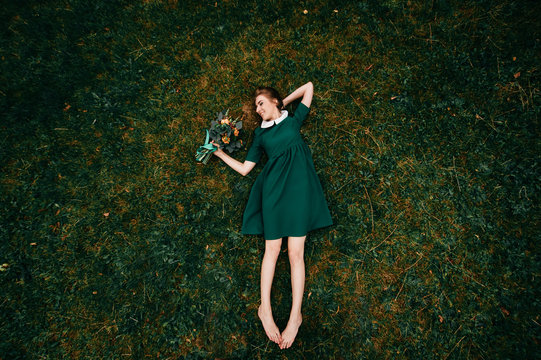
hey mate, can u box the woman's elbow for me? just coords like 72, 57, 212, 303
305, 82, 314, 96
238, 165, 248, 176
241, 167, 253, 177
240, 162, 255, 176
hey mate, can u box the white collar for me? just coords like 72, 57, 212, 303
260, 110, 288, 128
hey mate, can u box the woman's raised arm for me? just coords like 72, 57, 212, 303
282, 82, 314, 108
211, 141, 256, 176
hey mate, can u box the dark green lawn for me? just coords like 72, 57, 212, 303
1, 0, 539, 358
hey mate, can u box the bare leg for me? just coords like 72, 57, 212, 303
258, 238, 282, 344
280, 235, 306, 349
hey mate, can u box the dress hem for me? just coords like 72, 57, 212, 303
241, 222, 333, 240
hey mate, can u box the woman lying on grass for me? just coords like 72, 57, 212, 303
212, 82, 332, 349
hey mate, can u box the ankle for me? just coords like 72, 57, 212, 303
259, 303, 273, 313
289, 311, 302, 322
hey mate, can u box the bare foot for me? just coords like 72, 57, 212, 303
279, 314, 302, 349
258, 305, 281, 344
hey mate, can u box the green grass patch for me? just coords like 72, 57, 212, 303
1, 0, 539, 358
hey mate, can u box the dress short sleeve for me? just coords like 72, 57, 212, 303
293, 102, 310, 126
245, 130, 262, 163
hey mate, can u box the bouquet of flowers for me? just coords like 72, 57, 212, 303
209, 109, 243, 152
195, 109, 244, 164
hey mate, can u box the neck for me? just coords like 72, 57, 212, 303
269, 108, 282, 121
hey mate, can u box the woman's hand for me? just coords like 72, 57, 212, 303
211, 140, 224, 156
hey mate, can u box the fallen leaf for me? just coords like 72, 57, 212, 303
514, 72, 520, 78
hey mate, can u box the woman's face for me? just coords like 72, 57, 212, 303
255, 94, 279, 122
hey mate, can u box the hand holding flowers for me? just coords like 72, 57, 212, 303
195, 109, 244, 164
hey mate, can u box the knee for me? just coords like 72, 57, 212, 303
288, 248, 304, 265
264, 240, 282, 258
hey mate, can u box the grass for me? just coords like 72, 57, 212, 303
1, 0, 540, 358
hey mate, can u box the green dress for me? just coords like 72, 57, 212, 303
241, 103, 333, 239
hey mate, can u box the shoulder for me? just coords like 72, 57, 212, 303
297, 102, 310, 112
293, 102, 310, 119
